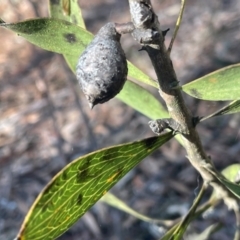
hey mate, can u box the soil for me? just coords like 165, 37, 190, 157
0, 0, 240, 240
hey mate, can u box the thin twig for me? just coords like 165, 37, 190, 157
168, 0, 187, 54
173, 183, 206, 237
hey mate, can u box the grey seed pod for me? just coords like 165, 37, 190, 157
76, 22, 128, 109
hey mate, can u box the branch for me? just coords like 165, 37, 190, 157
128, 0, 238, 209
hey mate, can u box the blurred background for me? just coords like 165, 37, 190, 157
0, 0, 240, 239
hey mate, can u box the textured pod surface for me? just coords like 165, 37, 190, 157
76, 22, 128, 108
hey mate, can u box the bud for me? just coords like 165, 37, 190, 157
76, 22, 128, 109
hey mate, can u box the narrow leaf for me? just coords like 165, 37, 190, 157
162, 184, 206, 240
49, 0, 64, 21
200, 100, 240, 122
210, 164, 240, 203
0, 18, 156, 88
0, 18, 168, 132
66, 0, 85, 29
172, 185, 206, 240
218, 178, 240, 199
101, 192, 173, 226
210, 164, 240, 200
182, 63, 240, 101
49, 0, 86, 72
127, 61, 158, 88
49, 0, 86, 28
160, 199, 217, 240
221, 164, 240, 183
220, 164, 240, 199
0, 18, 91, 56
64, 54, 79, 72
117, 80, 168, 119
16, 133, 173, 240
160, 224, 179, 240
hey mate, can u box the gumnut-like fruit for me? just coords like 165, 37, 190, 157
76, 22, 128, 109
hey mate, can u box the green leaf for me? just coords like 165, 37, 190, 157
117, 80, 168, 119
160, 224, 179, 240
161, 184, 206, 240
101, 192, 173, 226
160, 199, 217, 240
219, 178, 240, 199
219, 163, 240, 199
220, 164, 240, 199
49, 3, 157, 89
16, 133, 173, 240
210, 164, 240, 200
0, 18, 156, 88
172, 185, 206, 240
161, 194, 220, 240
200, 100, 240, 122
0, 18, 164, 119
210, 164, 240, 202
49, 0, 86, 28
49, 0, 86, 72
0, 18, 164, 118
127, 61, 158, 88
182, 63, 240, 101
0, 17, 170, 133
221, 164, 240, 183
0, 18, 91, 57
49, 0, 66, 22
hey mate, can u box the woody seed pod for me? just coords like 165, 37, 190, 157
76, 22, 128, 109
